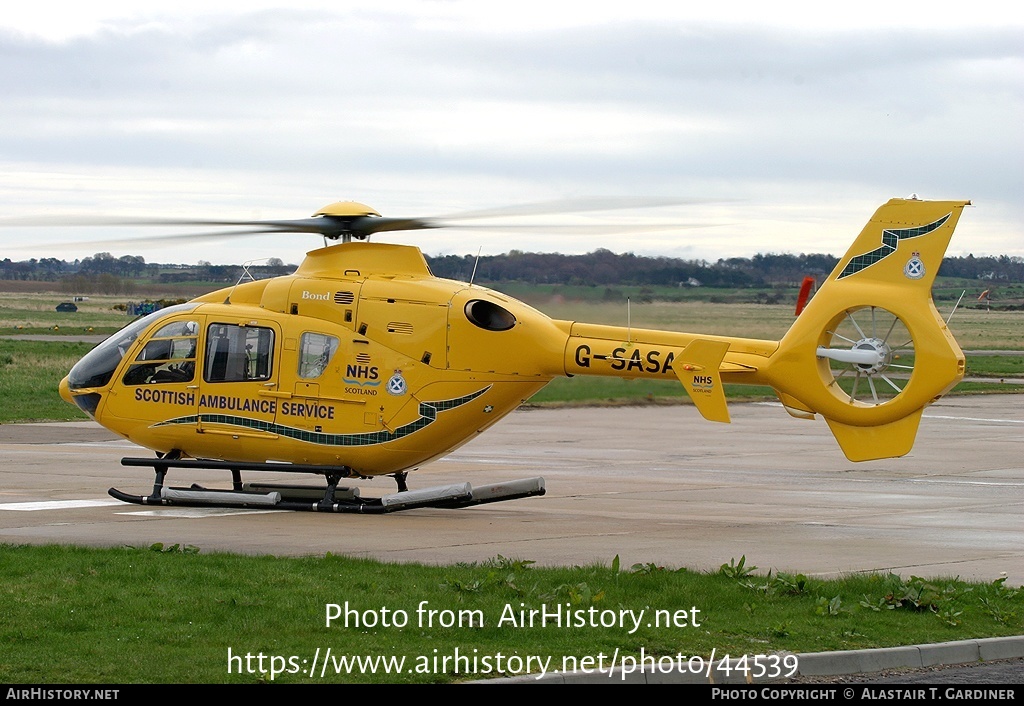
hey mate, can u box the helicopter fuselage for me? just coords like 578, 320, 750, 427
61, 198, 970, 478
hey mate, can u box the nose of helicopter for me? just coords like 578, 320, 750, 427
59, 376, 73, 405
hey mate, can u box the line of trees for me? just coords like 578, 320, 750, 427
2, 250, 1023, 289
0, 253, 294, 288
425, 250, 1024, 287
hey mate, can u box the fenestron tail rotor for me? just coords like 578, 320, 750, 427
816, 306, 915, 407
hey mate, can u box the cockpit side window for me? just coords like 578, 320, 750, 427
67, 303, 199, 391
204, 323, 274, 382
121, 320, 199, 386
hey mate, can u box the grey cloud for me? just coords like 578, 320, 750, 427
0, 9, 1018, 257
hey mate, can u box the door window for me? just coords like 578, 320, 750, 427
204, 324, 275, 382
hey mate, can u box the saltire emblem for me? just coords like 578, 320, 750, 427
838, 213, 950, 279
904, 253, 925, 280
153, 387, 490, 448
386, 371, 407, 396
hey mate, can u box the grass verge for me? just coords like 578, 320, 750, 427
0, 545, 1019, 684
0, 341, 92, 422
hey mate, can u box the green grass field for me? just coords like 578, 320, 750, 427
4, 282, 1022, 344
3, 339, 1020, 423
0, 341, 94, 422
2, 289, 1021, 422
0, 293, 129, 336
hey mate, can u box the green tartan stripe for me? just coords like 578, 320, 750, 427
838, 214, 949, 279
154, 387, 490, 447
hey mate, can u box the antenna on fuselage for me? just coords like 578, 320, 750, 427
627, 297, 632, 344
224, 259, 266, 305
469, 246, 482, 287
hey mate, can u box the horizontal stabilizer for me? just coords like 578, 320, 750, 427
673, 339, 731, 423
825, 410, 923, 462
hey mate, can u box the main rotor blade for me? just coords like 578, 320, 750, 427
438, 222, 722, 234
8, 227, 299, 251
0, 196, 726, 249
0, 215, 326, 229
432, 196, 730, 221
0, 215, 439, 240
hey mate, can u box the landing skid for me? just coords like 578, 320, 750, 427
110, 456, 545, 514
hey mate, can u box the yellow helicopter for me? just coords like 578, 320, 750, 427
57, 197, 969, 513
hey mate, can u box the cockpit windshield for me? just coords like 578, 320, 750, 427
67, 303, 200, 390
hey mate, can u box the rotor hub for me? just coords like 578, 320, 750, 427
847, 336, 888, 375
313, 201, 382, 219
851, 337, 891, 375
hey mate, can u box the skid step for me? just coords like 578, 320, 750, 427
242, 482, 361, 501
108, 485, 281, 508
163, 487, 281, 506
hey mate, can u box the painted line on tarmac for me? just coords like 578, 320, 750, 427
755, 403, 1024, 425
0, 498, 285, 516
922, 414, 1024, 424
118, 508, 287, 518
55, 441, 140, 447
907, 478, 1024, 487
0, 498, 124, 511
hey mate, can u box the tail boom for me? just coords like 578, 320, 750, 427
553, 198, 968, 462
560, 322, 776, 422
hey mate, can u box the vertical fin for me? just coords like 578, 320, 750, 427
825, 410, 923, 462
763, 198, 970, 461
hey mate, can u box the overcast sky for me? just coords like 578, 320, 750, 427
0, 1, 1020, 265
